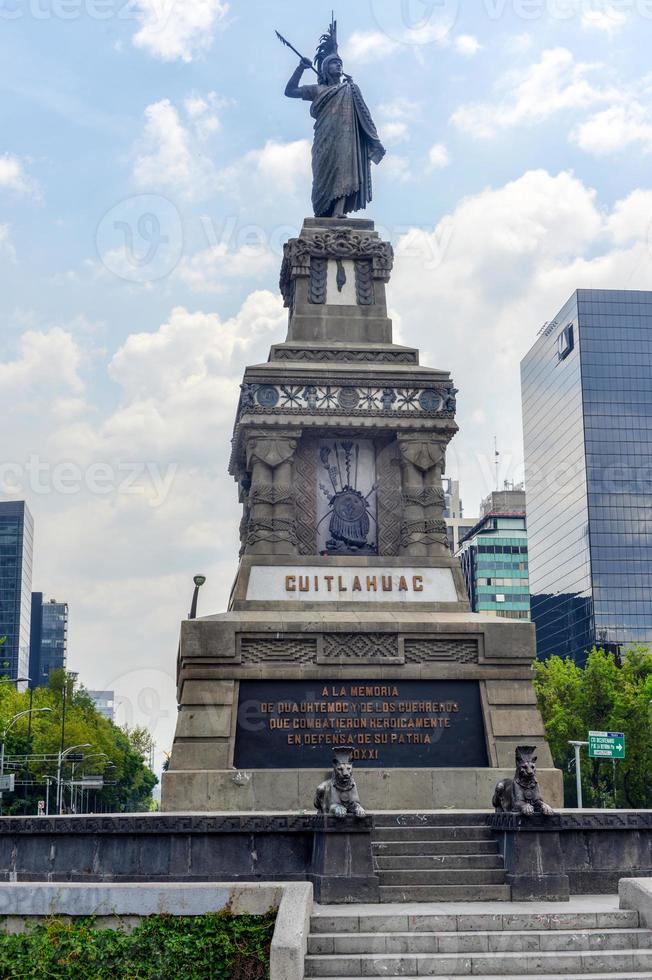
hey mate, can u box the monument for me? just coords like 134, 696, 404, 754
162, 19, 561, 813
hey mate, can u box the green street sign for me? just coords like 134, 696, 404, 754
588, 731, 625, 759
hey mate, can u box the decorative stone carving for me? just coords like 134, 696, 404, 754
294, 437, 317, 555
354, 259, 374, 305
308, 256, 328, 304
397, 435, 449, 557
404, 639, 478, 664
314, 748, 366, 820
280, 229, 394, 307
492, 746, 556, 817
243, 432, 301, 556
322, 633, 399, 661
240, 637, 317, 664
377, 440, 402, 557
272, 348, 418, 364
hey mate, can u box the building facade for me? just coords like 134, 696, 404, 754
0, 501, 34, 681
443, 477, 478, 554
29, 595, 68, 687
521, 288, 652, 662
88, 690, 115, 723
458, 489, 530, 620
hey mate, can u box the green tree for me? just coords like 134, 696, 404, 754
0, 673, 157, 815
534, 646, 652, 807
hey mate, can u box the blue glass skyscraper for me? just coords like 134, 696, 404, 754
0, 501, 34, 680
29, 594, 68, 687
521, 289, 652, 662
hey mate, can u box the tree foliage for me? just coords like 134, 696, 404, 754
0, 671, 157, 815
0, 911, 275, 979
534, 646, 652, 807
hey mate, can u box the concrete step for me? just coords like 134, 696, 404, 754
379, 884, 512, 902
373, 840, 500, 856
304, 947, 652, 976
374, 854, 503, 871
308, 929, 652, 956
309, 910, 641, 934
373, 826, 495, 842
379, 869, 507, 886
307, 974, 652, 980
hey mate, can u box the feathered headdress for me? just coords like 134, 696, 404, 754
315, 16, 340, 83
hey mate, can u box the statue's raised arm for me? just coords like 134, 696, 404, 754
280, 18, 385, 219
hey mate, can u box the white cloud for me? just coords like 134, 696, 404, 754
581, 7, 628, 33
378, 98, 422, 122
0, 154, 37, 197
505, 33, 534, 55
240, 139, 311, 197
342, 31, 399, 64
133, 96, 224, 200
390, 171, 652, 505
176, 243, 277, 293
0, 326, 85, 412
383, 122, 410, 145
455, 34, 481, 56
131, 0, 229, 63
572, 102, 652, 155
451, 48, 613, 138
428, 143, 450, 169
381, 155, 413, 183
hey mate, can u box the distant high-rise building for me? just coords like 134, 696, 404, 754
522, 289, 652, 662
458, 488, 530, 620
442, 477, 478, 554
0, 501, 34, 681
88, 690, 115, 723
29, 595, 68, 688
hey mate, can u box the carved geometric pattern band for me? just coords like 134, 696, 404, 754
377, 440, 402, 556
322, 633, 399, 660
241, 637, 317, 664
293, 437, 317, 555
404, 638, 479, 664
238, 383, 451, 419
272, 348, 418, 364
246, 518, 298, 547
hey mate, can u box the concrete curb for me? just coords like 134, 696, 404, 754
270, 882, 313, 980
619, 877, 652, 928
0, 881, 314, 979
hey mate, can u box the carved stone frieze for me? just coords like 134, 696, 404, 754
246, 518, 298, 548
245, 436, 298, 470
308, 256, 328, 304
294, 437, 318, 555
398, 439, 446, 474
404, 639, 479, 664
402, 486, 445, 508
377, 440, 402, 557
240, 637, 317, 664
354, 259, 374, 305
249, 485, 295, 506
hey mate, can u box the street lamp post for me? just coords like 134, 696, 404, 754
74, 753, 108, 814
189, 575, 207, 620
0, 707, 52, 815
56, 744, 91, 815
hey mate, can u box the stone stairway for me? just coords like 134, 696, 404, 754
372, 813, 510, 902
305, 905, 652, 978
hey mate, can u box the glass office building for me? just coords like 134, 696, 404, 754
0, 501, 34, 681
521, 289, 652, 662
29, 594, 68, 687
458, 490, 530, 620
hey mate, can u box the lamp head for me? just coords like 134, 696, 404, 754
193, 575, 207, 588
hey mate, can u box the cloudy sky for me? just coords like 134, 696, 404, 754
2, 0, 652, 768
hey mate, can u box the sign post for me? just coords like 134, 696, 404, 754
588, 731, 625, 760
569, 741, 588, 808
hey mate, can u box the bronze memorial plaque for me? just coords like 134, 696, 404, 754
234, 680, 488, 768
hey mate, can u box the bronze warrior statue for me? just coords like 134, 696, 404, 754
282, 18, 385, 219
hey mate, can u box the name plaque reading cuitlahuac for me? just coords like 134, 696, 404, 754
234, 680, 488, 769
245, 566, 458, 603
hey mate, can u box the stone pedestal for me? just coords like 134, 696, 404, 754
162, 218, 561, 813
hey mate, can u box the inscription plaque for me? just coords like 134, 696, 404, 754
234, 680, 488, 769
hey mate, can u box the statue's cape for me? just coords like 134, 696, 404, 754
310, 82, 386, 217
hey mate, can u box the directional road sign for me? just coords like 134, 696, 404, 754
0, 775, 15, 791
588, 731, 625, 759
